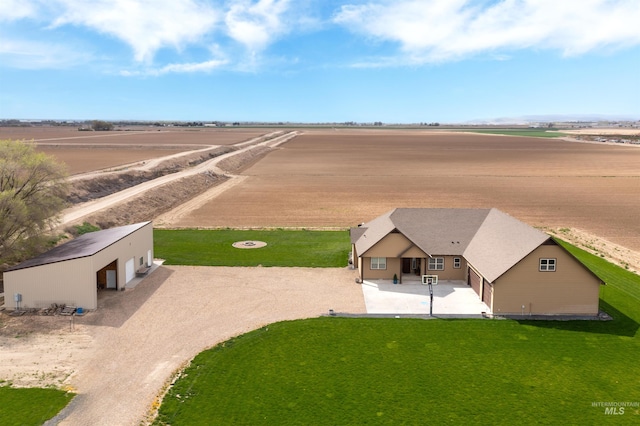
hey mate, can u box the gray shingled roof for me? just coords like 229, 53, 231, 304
463, 209, 549, 282
6, 222, 151, 272
352, 208, 549, 283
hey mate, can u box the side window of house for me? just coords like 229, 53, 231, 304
139, 256, 144, 266
453, 258, 461, 269
539, 258, 556, 271
428, 257, 444, 270
371, 257, 387, 270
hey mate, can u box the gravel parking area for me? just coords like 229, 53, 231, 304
1, 266, 365, 425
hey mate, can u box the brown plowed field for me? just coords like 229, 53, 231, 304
173, 130, 640, 252
38, 147, 191, 175
0, 126, 268, 145
0, 126, 271, 174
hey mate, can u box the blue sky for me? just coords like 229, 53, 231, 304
1, 0, 639, 123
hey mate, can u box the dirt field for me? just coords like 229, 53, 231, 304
40, 147, 194, 175
0, 126, 272, 174
0, 126, 269, 145
561, 128, 640, 136
167, 130, 640, 253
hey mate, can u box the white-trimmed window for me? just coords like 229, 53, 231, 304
453, 258, 461, 269
371, 257, 387, 270
539, 258, 556, 272
428, 257, 444, 271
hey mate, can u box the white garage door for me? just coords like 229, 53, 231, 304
125, 258, 135, 283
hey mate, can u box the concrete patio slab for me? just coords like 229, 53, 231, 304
361, 279, 489, 315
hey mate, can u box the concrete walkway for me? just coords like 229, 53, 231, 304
361, 279, 489, 315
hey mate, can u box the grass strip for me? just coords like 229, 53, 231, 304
0, 386, 74, 426
154, 229, 350, 267
463, 129, 565, 138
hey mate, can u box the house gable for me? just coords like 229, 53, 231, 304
362, 232, 426, 258
492, 243, 602, 315
352, 210, 395, 257
401, 244, 428, 259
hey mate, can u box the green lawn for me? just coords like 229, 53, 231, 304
463, 129, 565, 138
154, 240, 640, 425
154, 229, 350, 267
0, 386, 74, 426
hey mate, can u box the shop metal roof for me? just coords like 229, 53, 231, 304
6, 222, 151, 272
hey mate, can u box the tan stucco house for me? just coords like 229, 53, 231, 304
350, 209, 603, 316
3, 222, 153, 311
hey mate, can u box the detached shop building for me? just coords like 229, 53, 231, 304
4, 222, 153, 311
350, 209, 603, 316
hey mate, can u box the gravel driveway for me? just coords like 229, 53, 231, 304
49, 265, 365, 425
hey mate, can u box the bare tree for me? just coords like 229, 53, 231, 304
91, 120, 114, 131
0, 140, 68, 267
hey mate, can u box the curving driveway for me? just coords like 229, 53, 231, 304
52, 265, 365, 425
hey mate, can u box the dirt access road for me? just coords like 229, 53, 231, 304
59, 131, 298, 227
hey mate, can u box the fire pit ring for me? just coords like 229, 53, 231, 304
232, 240, 267, 249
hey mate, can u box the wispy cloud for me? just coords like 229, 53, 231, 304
0, 0, 38, 21
334, 0, 640, 64
0, 38, 92, 69
120, 58, 229, 76
225, 0, 292, 53
50, 0, 220, 63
